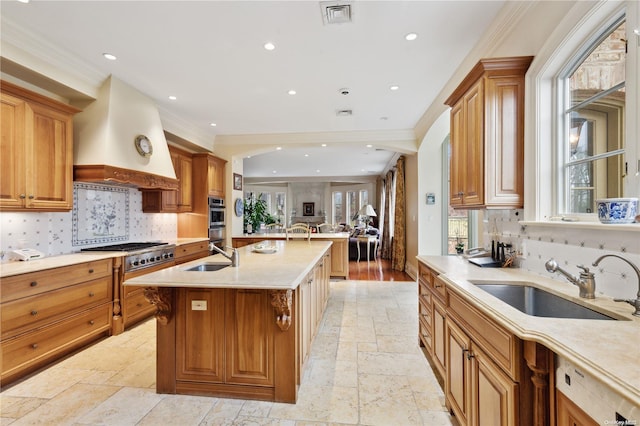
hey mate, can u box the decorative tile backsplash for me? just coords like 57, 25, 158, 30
0, 183, 177, 259
484, 209, 640, 299
73, 182, 129, 246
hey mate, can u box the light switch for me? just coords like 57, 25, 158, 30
191, 300, 207, 311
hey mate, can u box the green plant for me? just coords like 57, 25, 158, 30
243, 194, 268, 232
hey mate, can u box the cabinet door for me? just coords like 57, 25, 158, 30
176, 288, 225, 383
432, 297, 447, 378
329, 238, 348, 278
27, 102, 74, 210
177, 154, 192, 211
225, 289, 274, 386
0, 93, 26, 209
471, 344, 518, 426
446, 318, 472, 425
449, 100, 465, 207
207, 156, 225, 197
461, 80, 484, 207
556, 390, 598, 426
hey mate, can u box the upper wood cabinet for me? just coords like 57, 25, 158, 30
192, 153, 226, 198
445, 57, 533, 209
1, 81, 80, 211
142, 145, 193, 213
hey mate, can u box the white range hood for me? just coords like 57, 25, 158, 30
73, 75, 178, 190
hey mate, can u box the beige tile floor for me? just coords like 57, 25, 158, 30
1, 280, 452, 425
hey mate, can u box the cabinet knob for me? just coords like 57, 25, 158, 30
89, 292, 95, 297
28, 194, 35, 199
89, 320, 95, 325
88, 269, 94, 273
20, 194, 26, 199
467, 352, 475, 360
31, 343, 38, 349
458, 192, 464, 197
31, 310, 38, 316
30, 281, 38, 287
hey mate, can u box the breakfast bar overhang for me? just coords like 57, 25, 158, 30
124, 240, 332, 403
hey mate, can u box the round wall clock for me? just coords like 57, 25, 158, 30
234, 198, 244, 217
134, 135, 153, 157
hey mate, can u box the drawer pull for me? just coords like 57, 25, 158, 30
88, 269, 94, 273
89, 292, 95, 297
467, 352, 475, 360
434, 284, 443, 288
136, 303, 143, 307
31, 310, 38, 316
31, 343, 38, 349
30, 281, 38, 287
89, 320, 95, 325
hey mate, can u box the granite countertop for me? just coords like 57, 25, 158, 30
417, 255, 640, 409
234, 232, 350, 239
0, 238, 210, 278
124, 240, 332, 290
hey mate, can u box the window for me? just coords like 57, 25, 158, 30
359, 190, 369, 209
560, 18, 626, 214
346, 191, 357, 224
332, 191, 343, 224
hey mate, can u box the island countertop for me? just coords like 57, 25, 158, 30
124, 240, 332, 290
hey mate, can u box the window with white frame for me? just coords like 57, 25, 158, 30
558, 15, 631, 214
332, 191, 344, 224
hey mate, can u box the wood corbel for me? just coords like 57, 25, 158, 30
143, 287, 173, 325
269, 289, 293, 331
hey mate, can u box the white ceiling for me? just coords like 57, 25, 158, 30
0, 0, 505, 179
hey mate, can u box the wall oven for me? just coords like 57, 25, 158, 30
209, 197, 225, 248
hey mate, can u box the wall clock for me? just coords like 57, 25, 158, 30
134, 135, 153, 158
234, 198, 244, 217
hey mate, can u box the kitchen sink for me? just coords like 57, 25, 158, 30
472, 283, 618, 320
185, 263, 229, 272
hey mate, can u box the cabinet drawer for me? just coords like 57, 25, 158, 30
418, 263, 434, 286
1, 304, 111, 379
1, 276, 111, 339
419, 293, 432, 327
447, 289, 521, 380
432, 276, 447, 302
419, 316, 432, 351
175, 241, 209, 264
124, 289, 156, 323
1, 259, 112, 303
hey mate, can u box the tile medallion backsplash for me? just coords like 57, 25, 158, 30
0, 183, 177, 260
73, 182, 129, 246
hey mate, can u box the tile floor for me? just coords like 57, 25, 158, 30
1, 280, 452, 425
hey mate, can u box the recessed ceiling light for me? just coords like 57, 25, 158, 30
17, 0, 29, 4
210, 123, 217, 127
168, 95, 177, 101
634, 28, 640, 36
276, 146, 282, 150
288, 90, 296, 95
264, 42, 275, 51
316, 169, 320, 173
405, 33, 418, 41
272, 170, 277, 174
366, 144, 373, 148
321, 144, 327, 147
390, 85, 399, 91
304, 154, 309, 157
102, 53, 117, 61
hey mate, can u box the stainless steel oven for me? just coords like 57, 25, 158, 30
209, 197, 225, 227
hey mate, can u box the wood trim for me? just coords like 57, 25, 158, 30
523, 341, 552, 426
155, 288, 176, 394
74, 165, 179, 190
0, 80, 81, 114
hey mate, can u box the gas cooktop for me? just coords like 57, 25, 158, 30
81, 242, 169, 252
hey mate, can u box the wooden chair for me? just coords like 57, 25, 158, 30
290, 223, 310, 229
286, 224, 311, 241
265, 223, 284, 233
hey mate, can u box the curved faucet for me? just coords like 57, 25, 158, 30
592, 254, 640, 317
545, 259, 596, 299
209, 243, 239, 267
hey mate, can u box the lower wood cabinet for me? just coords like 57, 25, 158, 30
1, 258, 113, 386
556, 390, 598, 426
174, 240, 210, 265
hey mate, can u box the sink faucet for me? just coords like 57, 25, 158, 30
592, 254, 640, 317
545, 259, 596, 299
209, 243, 239, 267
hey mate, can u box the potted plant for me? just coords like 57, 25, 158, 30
455, 237, 465, 254
243, 194, 268, 233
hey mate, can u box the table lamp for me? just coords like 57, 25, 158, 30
358, 204, 376, 229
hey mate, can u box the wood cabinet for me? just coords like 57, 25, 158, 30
1, 258, 113, 386
445, 56, 533, 209
142, 146, 193, 213
417, 263, 446, 379
177, 153, 226, 238
1, 80, 80, 211
174, 240, 210, 265
556, 390, 598, 426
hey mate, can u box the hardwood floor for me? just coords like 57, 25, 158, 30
348, 257, 414, 281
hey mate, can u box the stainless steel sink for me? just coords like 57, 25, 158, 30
185, 263, 229, 272
473, 283, 618, 320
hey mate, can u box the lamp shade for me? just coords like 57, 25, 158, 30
358, 204, 377, 217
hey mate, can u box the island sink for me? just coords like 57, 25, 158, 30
472, 283, 618, 320
185, 263, 229, 272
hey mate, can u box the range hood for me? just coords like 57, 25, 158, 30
73, 76, 178, 190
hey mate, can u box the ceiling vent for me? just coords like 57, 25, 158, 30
321, 1, 352, 25
336, 109, 353, 117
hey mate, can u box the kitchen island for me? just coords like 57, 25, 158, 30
124, 240, 332, 403
233, 232, 349, 279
